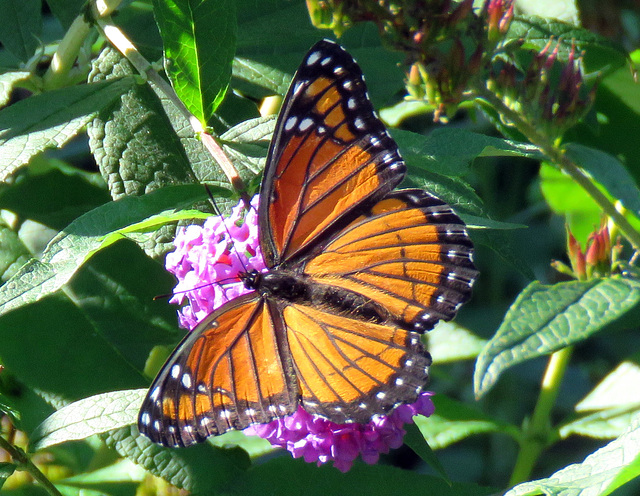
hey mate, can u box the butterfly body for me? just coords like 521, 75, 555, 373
139, 40, 477, 448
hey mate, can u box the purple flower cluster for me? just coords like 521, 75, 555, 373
165, 196, 435, 471
245, 392, 435, 472
165, 196, 265, 330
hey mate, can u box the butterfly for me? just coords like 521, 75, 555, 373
138, 39, 477, 447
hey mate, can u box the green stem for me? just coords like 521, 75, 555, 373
474, 87, 640, 251
508, 347, 573, 486
43, 0, 125, 89
0, 435, 64, 496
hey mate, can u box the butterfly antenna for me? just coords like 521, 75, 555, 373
204, 186, 252, 277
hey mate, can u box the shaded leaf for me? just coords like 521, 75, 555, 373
0, 77, 135, 181
0, 0, 41, 63
404, 422, 449, 481
232, 57, 291, 96
415, 396, 518, 449
0, 218, 30, 282
241, 456, 496, 496
104, 425, 244, 493
505, 16, 627, 75
0, 463, 17, 489
565, 143, 640, 216
46, 0, 85, 30
394, 128, 541, 177
0, 184, 210, 317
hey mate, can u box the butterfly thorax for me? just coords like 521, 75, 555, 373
244, 269, 391, 324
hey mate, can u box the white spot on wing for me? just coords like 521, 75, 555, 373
171, 364, 180, 379
150, 387, 160, 401
307, 51, 321, 65
182, 373, 192, 389
299, 118, 314, 132
284, 116, 297, 131
140, 412, 150, 425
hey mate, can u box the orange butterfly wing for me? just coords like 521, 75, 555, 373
139, 40, 477, 447
259, 40, 405, 266
281, 302, 430, 423
138, 294, 298, 447
303, 189, 477, 332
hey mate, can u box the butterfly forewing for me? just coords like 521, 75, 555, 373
138, 294, 298, 447
260, 40, 406, 266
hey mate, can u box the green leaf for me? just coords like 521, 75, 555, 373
0, 218, 30, 282
0, 184, 210, 317
475, 277, 640, 397
0, 159, 110, 231
505, 16, 627, 75
427, 321, 487, 363
87, 49, 201, 201
0, 0, 41, 63
31, 390, 146, 451
104, 425, 244, 493
56, 459, 145, 490
559, 362, 640, 440
539, 162, 603, 242
565, 143, 640, 216
506, 414, 640, 496
0, 70, 31, 107
393, 128, 541, 178
152, 0, 237, 125
576, 361, 640, 412
414, 396, 518, 449
232, 57, 292, 96
0, 463, 17, 489
207, 430, 275, 459
242, 455, 496, 496
403, 422, 449, 481
218, 115, 274, 178
560, 406, 640, 440
0, 77, 135, 182
46, 0, 85, 30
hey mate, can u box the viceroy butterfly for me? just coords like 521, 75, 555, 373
138, 40, 477, 447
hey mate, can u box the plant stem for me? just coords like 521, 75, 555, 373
508, 346, 573, 486
0, 435, 64, 496
94, 17, 248, 198
475, 87, 640, 250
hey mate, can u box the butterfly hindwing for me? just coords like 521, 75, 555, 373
303, 189, 478, 332
138, 294, 298, 447
260, 40, 406, 266
281, 302, 431, 423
